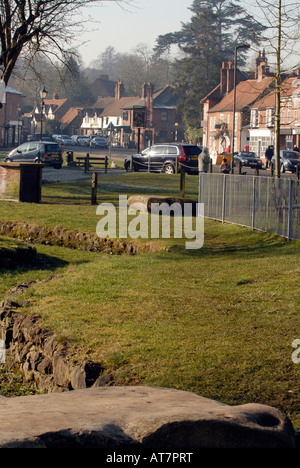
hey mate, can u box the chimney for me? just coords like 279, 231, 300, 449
142, 83, 148, 99
53, 92, 59, 99
220, 62, 227, 96
115, 80, 125, 100
256, 50, 269, 81
227, 61, 234, 93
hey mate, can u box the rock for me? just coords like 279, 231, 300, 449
0, 386, 296, 448
127, 195, 198, 216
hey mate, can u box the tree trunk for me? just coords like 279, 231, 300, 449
275, 0, 282, 178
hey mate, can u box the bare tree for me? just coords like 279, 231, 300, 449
0, 0, 131, 85
253, 0, 300, 177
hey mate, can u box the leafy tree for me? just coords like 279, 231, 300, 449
115, 43, 178, 96
90, 46, 120, 79
155, 0, 267, 128
59, 55, 94, 106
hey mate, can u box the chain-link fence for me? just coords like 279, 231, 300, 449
198, 173, 300, 240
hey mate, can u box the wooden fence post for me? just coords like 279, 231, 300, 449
180, 167, 186, 198
85, 153, 90, 173
91, 172, 98, 205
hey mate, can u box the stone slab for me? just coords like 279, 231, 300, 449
0, 386, 296, 448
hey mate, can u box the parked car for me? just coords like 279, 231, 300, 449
71, 135, 82, 145
55, 135, 74, 146
271, 150, 300, 173
233, 151, 263, 169
77, 136, 91, 146
5, 141, 63, 168
91, 137, 108, 149
124, 143, 202, 174
27, 134, 52, 142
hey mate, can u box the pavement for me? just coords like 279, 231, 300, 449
41, 165, 126, 183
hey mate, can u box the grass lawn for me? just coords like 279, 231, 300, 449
0, 171, 299, 428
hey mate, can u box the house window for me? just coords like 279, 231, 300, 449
266, 108, 274, 127
106, 117, 109, 125
250, 110, 258, 127
294, 99, 298, 124
287, 102, 292, 124
281, 103, 286, 124
161, 111, 168, 122
123, 111, 128, 121
234, 113, 238, 132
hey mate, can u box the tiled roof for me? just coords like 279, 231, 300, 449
250, 76, 300, 109
60, 107, 80, 125
208, 77, 274, 113
92, 96, 140, 116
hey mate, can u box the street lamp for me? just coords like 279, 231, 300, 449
231, 43, 250, 173
40, 86, 48, 141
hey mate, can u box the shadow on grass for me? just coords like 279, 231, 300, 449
0, 252, 70, 274
163, 232, 298, 260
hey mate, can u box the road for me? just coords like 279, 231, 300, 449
67, 145, 133, 161
44, 145, 298, 182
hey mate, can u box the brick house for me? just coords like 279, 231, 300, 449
201, 53, 274, 160
30, 93, 72, 134
249, 73, 300, 159
82, 81, 182, 148
0, 86, 23, 146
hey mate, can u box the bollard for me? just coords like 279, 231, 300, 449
91, 172, 98, 205
130, 155, 133, 171
270, 161, 274, 177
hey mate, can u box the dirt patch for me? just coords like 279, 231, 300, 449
0, 220, 161, 255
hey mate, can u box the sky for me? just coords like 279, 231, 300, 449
78, 0, 193, 66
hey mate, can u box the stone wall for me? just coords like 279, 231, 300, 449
0, 299, 112, 393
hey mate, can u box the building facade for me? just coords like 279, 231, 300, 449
201, 55, 274, 160
249, 74, 300, 158
0, 86, 23, 146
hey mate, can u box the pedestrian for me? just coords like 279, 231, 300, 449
198, 146, 210, 173
219, 158, 230, 174
265, 145, 274, 168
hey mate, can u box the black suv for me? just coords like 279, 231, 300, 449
124, 143, 202, 174
6, 141, 63, 169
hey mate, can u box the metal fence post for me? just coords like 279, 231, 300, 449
252, 176, 256, 230
222, 175, 227, 223
288, 178, 294, 240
